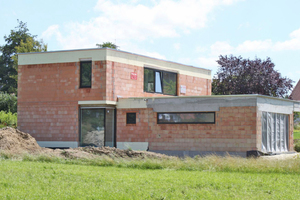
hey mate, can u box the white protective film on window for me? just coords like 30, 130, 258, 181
155, 71, 162, 93
261, 112, 288, 153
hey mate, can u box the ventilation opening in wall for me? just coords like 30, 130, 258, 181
261, 112, 289, 153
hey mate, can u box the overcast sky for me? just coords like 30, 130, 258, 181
1, 0, 300, 86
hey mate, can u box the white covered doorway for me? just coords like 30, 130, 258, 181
261, 112, 289, 153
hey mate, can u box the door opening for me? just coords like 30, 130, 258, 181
80, 107, 115, 147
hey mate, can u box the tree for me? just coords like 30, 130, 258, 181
212, 55, 293, 98
96, 42, 119, 49
0, 20, 47, 94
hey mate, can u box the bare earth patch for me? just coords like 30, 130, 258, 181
0, 127, 169, 159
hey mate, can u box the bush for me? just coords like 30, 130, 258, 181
0, 111, 17, 128
294, 141, 300, 152
295, 123, 300, 130
0, 92, 17, 113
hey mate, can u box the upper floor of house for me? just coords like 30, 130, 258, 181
18, 48, 212, 103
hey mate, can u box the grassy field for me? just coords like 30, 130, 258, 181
0, 160, 300, 199
294, 129, 300, 139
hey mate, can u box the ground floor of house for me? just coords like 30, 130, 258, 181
18, 95, 300, 157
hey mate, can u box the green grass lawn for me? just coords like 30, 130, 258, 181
294, 129, 300, 139
1, 160, 300, 199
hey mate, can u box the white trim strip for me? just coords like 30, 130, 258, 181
78, 100, 117, 105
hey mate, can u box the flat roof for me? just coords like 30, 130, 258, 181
18, 48, 211, 79
118, 94, 300, 103
18, 47, 211, 72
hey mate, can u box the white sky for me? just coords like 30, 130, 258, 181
1, 0, 300, 86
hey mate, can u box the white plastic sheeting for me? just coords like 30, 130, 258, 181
261, 112, 289, 153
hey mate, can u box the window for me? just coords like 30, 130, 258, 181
80, 61, 92, 88
126, 113, 136, 124
157, 112, 215, 124
144, 67, 177, 96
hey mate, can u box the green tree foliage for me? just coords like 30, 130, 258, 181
0, 20, 47, 94
0, 92, 17, 113
212, 55, 293, 97
96, 42, 119, 49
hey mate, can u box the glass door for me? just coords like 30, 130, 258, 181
80, 108, 105, 147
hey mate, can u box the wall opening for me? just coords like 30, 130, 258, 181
80, 107, 115, 147
262, 112, 289, 153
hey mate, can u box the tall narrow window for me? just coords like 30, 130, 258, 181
155, 71, 162, 93
80, 61, 92, 88
163, 72, 177, 96
144, 68, 155, 92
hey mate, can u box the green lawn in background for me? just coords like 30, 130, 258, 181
0, 160, 300, 199
294, 129, 300, 139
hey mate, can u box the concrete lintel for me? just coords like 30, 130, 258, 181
117, 98, 147, 109
37, 141, 78, 148
78, 100, 117, 105
146, 97, 257, 112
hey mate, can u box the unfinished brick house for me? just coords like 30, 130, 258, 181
18, 48, 300, 156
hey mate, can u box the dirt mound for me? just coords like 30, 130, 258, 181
0, 127, 170, 159
77, 146, 170, 159
0, 127, 42, 154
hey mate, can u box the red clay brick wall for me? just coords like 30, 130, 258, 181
18, 61, 107, 102
18, 61, 107, 141
18, 60, 210, 142
17, 101, 78, 142
105, 61, 211, 101
117, 106, 257, 152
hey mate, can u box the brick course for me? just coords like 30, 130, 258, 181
117, 106, 258, 152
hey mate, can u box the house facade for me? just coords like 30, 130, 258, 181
18, 48, 300, 156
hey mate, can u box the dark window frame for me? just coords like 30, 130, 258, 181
144, 67, 177, 96
80, 60, 92, 88
157, 112, 215, 124
126, 112, 137, 124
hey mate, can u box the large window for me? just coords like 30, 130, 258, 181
144, 68, 177, 96
80, 61, 92, 88
157, 112, 215, 124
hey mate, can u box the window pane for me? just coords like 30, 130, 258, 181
80, 109, 105, 147
158, 112, 215, 124
155, 71, 162, 93
144, 69, 154, 92
163, 72, 177, 95
127, 113, 136, 124
80, 61, 92, 88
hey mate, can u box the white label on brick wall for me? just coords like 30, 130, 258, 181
180, 85, 186, 94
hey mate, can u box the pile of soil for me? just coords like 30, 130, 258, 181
78, 146, 169, 159
0, 127, 169, 159
0, 127, 42, 154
